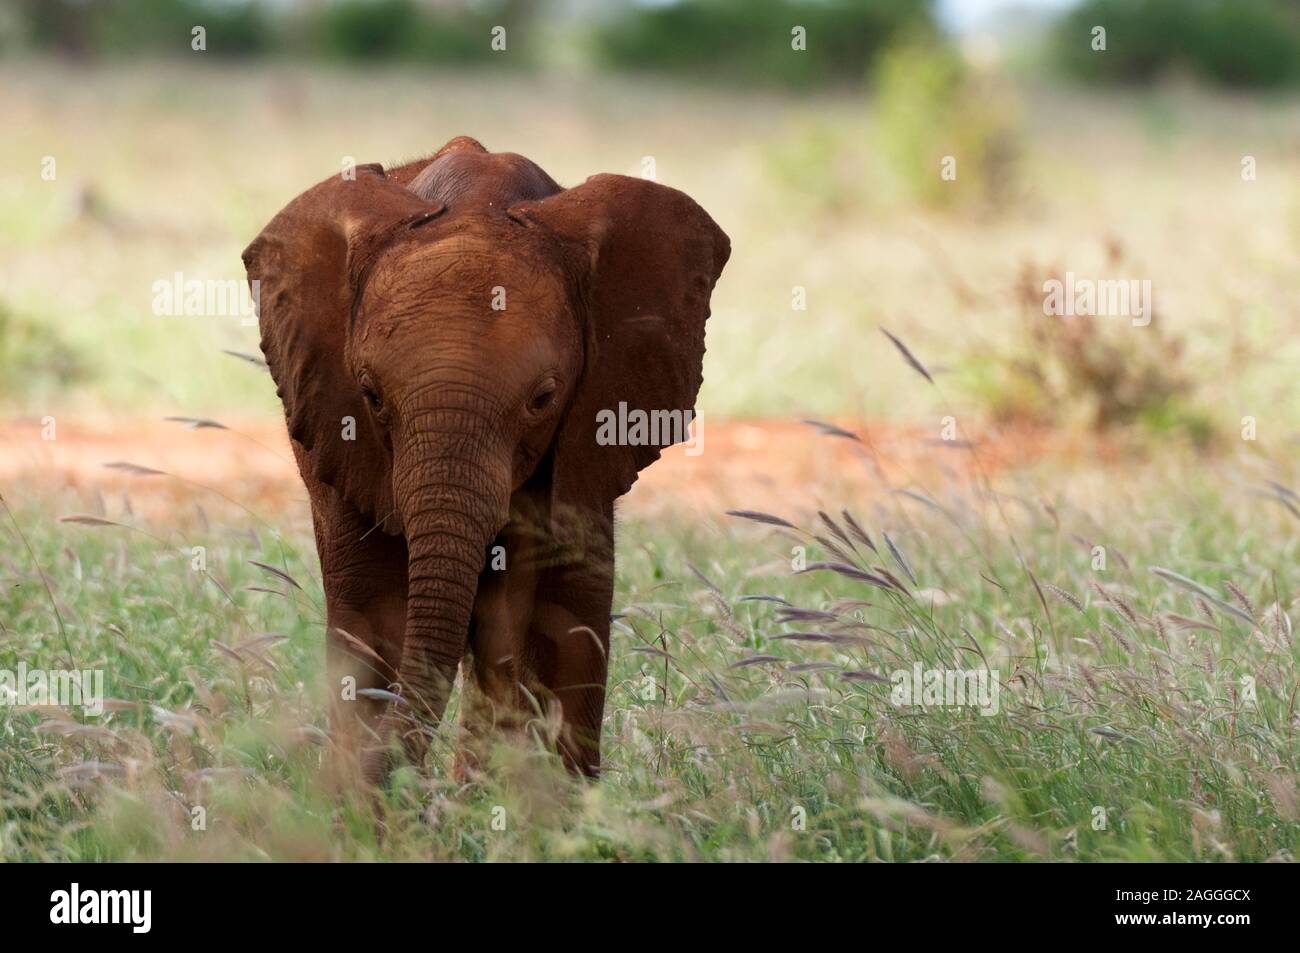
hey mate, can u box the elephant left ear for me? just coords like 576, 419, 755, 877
508, 174, 730, 532
242, 165, 444, 535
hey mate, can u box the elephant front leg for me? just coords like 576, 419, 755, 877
530, 534, 615, 778
304, 474, 409, 784
457, 529, 539, 779
325, 594, 405, 775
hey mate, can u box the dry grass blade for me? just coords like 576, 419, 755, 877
688, 562, 722, 596
799, 561, 894, 589
1043, 582, 1084, 613
879, 326, 934, 385
164, 416, 229, 431
1223, 580, 1256, 621
1089, 726, 1137, 745
1265, 479, 1299, 502
787, 662, 837, 672
204, 571, 237, 605
240, 632, 289, 651
841, 509, 878, 553
841, 670, 890, 684
891, 488, 951, 515
738, 594, 791, 606
726, 509, 797, 529
1266, 494, 1300, 519
1254, 485, 1300, 518
1148, 567, 1253, 625
36, 720, 120, 743
1165, 613, 1218, 633
872, 566, 912, 594
222, 349, 268, 368
1090, 583, 1142, 629
818, 510, 857, 553
58, 762, 125, 780
248, 560, 304, 591
1149, 566, 1217, 600
1100, 620, 1133, 652
243, 585, 288, 599
628, 645, 676, 660
357, 688, 405, 705
1210, 598, 1256, 626
1025, 568, 1052, 624
882, 532, 918, 586
103, 461, 165, 476
333, 627, 387, 667
771, 631, 873, 645
981, 572, 1008, 593
240, 649, 282, 676
814, 533, 859, 566
211, 640, 245, 665
775, 607, 838, 622
799, 418, 860, 441
704, 673, 732, 704
729, 655, 782, 668
1261, 602, 1293, 644
58, 515, 129, 528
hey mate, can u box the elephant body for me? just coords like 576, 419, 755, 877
243, 137, 729, 780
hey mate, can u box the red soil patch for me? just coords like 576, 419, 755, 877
0, 415, 1082, 528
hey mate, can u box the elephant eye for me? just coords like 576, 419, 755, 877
359, 375, 383, 414
526, 378, 558, 415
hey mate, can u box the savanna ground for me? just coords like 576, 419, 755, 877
1, 61, 1298, 861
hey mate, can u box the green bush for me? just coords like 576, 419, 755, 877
313, 0, 423, 61
0, 302, 87, 403
15, 0, 529, 66
1054, 0, 1300, 88
957, 264, 1214, 446
20, 0, 276, 59
590, 0, 936, 89
873, 40, 1020, 209
312, 0, 514, 65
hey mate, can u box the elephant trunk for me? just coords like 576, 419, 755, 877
364, 434, 509, 780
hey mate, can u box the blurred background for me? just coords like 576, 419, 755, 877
2, 0, 1300, 449
3, 0, 1299, 864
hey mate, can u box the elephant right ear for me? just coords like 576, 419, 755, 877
242, 166, 443, 534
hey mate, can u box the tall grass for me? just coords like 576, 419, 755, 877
1, 422, 1295, 860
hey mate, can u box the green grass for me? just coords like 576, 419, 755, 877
2, 436, 1296, 862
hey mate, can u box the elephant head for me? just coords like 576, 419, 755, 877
242, 139, 729, 766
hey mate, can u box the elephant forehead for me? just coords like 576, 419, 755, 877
366, 231, 570, 313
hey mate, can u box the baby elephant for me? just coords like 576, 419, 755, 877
243, 137, 729, 780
